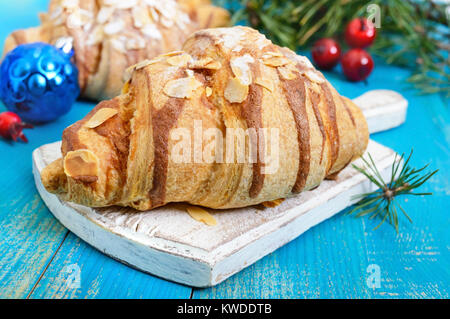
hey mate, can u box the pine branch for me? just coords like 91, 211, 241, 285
226, 0, 450, 97
348, 150, 438, 232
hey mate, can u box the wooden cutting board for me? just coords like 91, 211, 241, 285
32, 90, 406, 287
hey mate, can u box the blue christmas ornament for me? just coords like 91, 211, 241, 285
0, 38, 79, 123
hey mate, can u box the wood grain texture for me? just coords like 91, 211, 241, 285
0, 1, 67, 298
33, 140, 397, 288
0, 0, 448, 298
192, 61, 450, 299
28, 232, 191, 299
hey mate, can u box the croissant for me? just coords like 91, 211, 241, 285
41, 26, 369, 211
3, 0, 229, 101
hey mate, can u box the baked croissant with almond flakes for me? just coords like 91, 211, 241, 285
3, 0, 229, 101
40, 26, 369, 211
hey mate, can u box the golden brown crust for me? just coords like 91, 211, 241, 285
3, 0, 230, 101
40, 26, 369, 211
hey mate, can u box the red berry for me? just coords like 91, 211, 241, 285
0, 111, 33, 143
341, 49, 374, 82
345, 18, 376, 48
311, 38, 341, 70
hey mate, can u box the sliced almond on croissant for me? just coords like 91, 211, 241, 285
63, 149, 99, 183
262, 56, 290, 67
85, 108, 118, 128
167, 53, 193, 67
230, 54, 254, 85
261, 198, 285, 208
278, 64, 298, 80
302, 70, 325, 84
163, 76, 203, 99
255, 77, 274, 92
131, 57, 164, 71
262, 51, 283, 59
188, 58, 222, 70
224, 77, 249, 103
186, 206, 217, 226
162, 51, 185, 57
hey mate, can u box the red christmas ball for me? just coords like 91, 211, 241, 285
341, 49, 374, 82
0, 111, 33, 143
345, 18, 376, 48
311, 38, 341, 70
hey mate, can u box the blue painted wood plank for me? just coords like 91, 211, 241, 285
28, 232, 192, 299
0, 0, 48, 48
1, 0, 449, 299
0, 0, 189, 298
0, 99, 98, 298
193, 62, 450, 299
0, 0, 67, 298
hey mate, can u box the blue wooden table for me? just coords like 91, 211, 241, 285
0, 0, 448, 299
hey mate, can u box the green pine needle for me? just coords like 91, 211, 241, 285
227, 0, 450, 97
348, 150, 438, 233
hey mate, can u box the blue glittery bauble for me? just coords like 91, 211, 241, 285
0, 42, 79, 123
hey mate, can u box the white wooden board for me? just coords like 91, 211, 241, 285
33, 140, 397, 287
353, 89, 408, 134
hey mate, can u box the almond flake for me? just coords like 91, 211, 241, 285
232, 45, 243, 53
296, 55, 315, 69
278, 65, 297, 80
141, 24, 162, 39
255, 34, 271, 50
188, 57, 212, 67
126, 37, 146, 50
104, 19, 125, 35
224, 77, 249, 104
64, 149, 99, 182
205, 87, 212, 97
188, 58, 222, 70
132, 6, 150, 28
166, 54, 193, 67
175, 13, 190, 30
86, 26, 104, 46
111, 38, 126, 53
163, 76, 203, 99
186, 206, 217, 226
149, 7, 159, 22
67, 10, 92, 29
230, 54, 254, 85
83, 22, 93, 32
261, 198, 285, 208
262, 56, 290, 67
132, 57, 163, 71
61, 0, 79, 9
262, 51, 283, 59
97, 6, 115, 24
303, 70, 325, 84
161, 17, 174, 28
85, 108, 118, 128
115, 0, 137, 9
161, 51, 185, 57
185, 69, 194, 77
203, 61, 222, 70
254, 77, 274, 92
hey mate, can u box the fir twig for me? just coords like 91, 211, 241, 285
348, 150, 438, 232
226, 0, 450, 97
